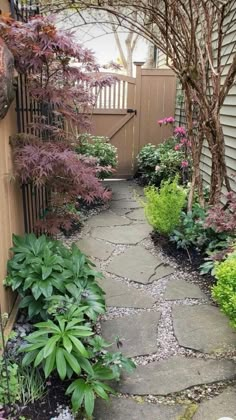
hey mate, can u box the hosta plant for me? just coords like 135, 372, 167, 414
20, 308, 135, 417
21, 307, 94, 380
5, 234, 105, 320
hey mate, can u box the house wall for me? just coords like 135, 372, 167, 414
0, 0, 24, 314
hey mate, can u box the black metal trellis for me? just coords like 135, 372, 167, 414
9, 0, 51, 234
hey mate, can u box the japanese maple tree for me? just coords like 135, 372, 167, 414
0, 14, 114, 233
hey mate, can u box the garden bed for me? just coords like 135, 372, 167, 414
151, 232, 215, 289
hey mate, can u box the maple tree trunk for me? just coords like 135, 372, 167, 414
206, 116, 231, 204
184, 85, 204, 210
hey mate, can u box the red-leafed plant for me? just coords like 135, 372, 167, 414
0, 15, 114, 233
204, 191, 236, 234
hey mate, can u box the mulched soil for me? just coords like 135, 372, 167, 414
4, 377, 70, 420
151, 231, 216, 291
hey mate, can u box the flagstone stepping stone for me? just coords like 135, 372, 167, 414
193, 387, 236, 420
87, 211, 130, 227
110, 208, 131, 216
98, 278, 156, 308
165, 279, 207, 300
110, 200, 142, 210
173, 305, 236, 353
76, 237, 115, 260
95, 397, 186, 420
116, 356, 236, 395
92, 224, 151, 245
106, 246, 162, 283
150, 264, 175, 281
101, 311, 160, 356
127, 208, 146, 221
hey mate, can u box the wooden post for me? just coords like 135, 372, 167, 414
133, 62, 144, 171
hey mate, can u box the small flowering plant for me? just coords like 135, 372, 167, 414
159, 117, 192, 183
158, 116, 175, 125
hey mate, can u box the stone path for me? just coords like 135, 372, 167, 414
75, 181, 236, 420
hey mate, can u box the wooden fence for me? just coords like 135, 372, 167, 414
90, 65, 176, 177
0, 0, 25, 314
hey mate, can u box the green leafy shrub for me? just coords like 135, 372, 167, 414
4, 234, 105, 320
136, 138, 186, 186
212, 251, 236, 327
171, 203, 207, 250
5, 233, 135, 417
144, 179, 186, 235
136, 143, 161, 184
76, 134, 118, 178
20, 305, 135, 417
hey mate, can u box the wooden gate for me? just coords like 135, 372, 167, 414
90, 64, 176, 177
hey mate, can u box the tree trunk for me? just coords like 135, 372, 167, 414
206, 118, 231, 204
184, 84, 204, 210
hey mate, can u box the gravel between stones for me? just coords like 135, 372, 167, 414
59, 182, 236, 407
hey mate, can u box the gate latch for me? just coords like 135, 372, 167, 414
127, 108, 137, 115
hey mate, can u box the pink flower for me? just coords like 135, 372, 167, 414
180, 138, 188, 144
181, 160, 189, 168
174, 144, 181, 151
157, 116, 175, 126
174, 126, 186, 137
155, 165, 161, 171
166, 116, 175, 124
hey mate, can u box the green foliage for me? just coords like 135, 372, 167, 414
20, 306, 135, 417
18, 366, 46, 405
136, 138, 185, 185
5, 234, 105, 320
0, 356, 20, 405
171, 203, 208, 250
144, 179, 186, 235
212, 251, 236, 328
76, 134, 118, 178
5, 233, 135, 417
21, 307, 94, 380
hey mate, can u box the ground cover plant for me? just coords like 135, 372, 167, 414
2, 234, 135, 418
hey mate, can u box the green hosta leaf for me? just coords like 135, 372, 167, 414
92, 382, 109, 400
44, 335, 60, 358
69, 335, 88, 357
32, 283, 42, 300
93, 364, 116, 380
84, 386, 95, 417
76, 356, 94, 376
66, 379, 86, 411
35, 320, 60, 333
21, 341, 46, 352
38, 280, 53, 298
34, 348, 45, 367
42, 266, 53, 280
44, 347, 56, 377
22, 350, 38, 366
63, 335, 72, 353
56, 348, 67, 380
63, 350, 81, 375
